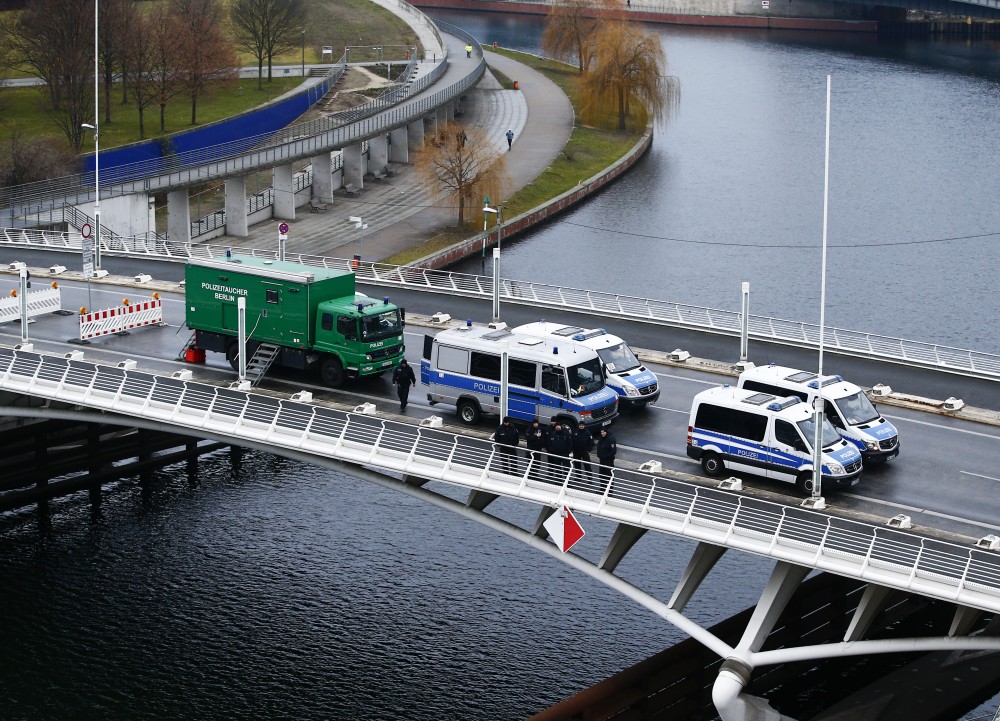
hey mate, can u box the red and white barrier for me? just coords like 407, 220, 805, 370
0, 286, 62, 323
79, 298, 164, 340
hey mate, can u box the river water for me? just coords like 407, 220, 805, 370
1, 14, 999, 721
443, 13, 1000, 355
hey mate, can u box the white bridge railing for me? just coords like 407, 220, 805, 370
2, 345, 999, 613
2, 231, 998, 381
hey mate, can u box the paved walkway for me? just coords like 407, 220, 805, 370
226, 30, 573, 263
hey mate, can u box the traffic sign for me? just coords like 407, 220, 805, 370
278, 222, 289, 234
81, 223, 91, 238
543, 505, 585, 553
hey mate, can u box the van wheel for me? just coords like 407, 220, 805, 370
701, 452, 724, 477
797, 472, 816, 495
320, 356, 345, 388
457, 400, 481, 425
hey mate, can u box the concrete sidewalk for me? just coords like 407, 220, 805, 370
228, 37, 573, 264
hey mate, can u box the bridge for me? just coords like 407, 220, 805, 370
0, 248, 998, 720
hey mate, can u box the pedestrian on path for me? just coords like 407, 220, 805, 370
506, 128, 514, 150
391, 358, 416, 411
492, 416, 521, 474
596, 427, 617, 478
466, 44, 473, 58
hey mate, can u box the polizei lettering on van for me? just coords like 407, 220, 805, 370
201, 282, 249, 303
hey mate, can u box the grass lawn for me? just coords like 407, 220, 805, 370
381, 48, 643, 267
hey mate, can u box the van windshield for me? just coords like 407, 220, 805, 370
567, 356, 605, 396
796, 415, 843, 451
834, 391, 879, 425
360, 310, 402, 342
597, 343, 640, 373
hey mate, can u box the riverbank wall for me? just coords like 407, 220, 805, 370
413, 123, 654, 270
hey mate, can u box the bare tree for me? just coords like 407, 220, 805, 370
542, 0, 617, 74
122, 11, 161, 139
6, 0, 94, 150
98, 0, 136, 125
579, 20, 679, 131
230, 0, 306, 89
415, 125, 508, 228
171, 0, 238, 125
0, 127, 76, 187
145, 4, 186, 134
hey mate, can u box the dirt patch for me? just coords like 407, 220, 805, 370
299, 67, 394, 119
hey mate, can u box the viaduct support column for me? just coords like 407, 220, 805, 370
166, 189, 191, 245
389, 128, 408, 163
407, 119, 425, 150
312, 153, 333, 203
369, 136, 388, 174
342, 143, 364, 191
224, 177, 248, 238
272, 163, 295, 220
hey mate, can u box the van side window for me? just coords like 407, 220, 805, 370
825, 399, 845, 428
508, 359, 536, 387
470, 351, 501, 381
337, 316, 357, 340
695, 404, 766, 442
437, 345, 469, 374
775, 420, 808, 453
541, 365, 567, 396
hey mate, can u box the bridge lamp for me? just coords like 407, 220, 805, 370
483, 203, 504, 329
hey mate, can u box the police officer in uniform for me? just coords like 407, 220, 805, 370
391, 358, 416, 411
493, 416, 520, 474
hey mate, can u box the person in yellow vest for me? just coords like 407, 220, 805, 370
466, 44, 473, 58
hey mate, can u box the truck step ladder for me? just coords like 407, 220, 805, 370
244, 343, 280, 386
177, 332, 198, 361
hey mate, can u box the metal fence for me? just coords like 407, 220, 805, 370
1, 345, 998, 613
0, 232, 997, 381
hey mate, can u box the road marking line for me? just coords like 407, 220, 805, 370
960, 470, 1000, 483
883, 413, 1000, 440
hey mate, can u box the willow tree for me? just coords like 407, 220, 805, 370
541, 0, 619, 74
579, 21, 680, 131
415, 125, 508, 228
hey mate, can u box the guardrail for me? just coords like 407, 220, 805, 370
0, 234, 997, 381
1, 345, 998, 613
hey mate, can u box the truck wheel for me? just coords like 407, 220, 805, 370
226, 342, 240, 371
796, 472, 816, 496
457, 400, 481, 425
701, 452, 724, 477
320, 357, 345, 388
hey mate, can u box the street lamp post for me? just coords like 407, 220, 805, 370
803, 75, 833, 511
301, 29, 305, 77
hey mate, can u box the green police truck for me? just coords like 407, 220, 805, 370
185, 255, 405, 387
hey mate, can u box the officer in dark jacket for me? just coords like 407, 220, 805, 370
493, 416, 520, 474
391, 358, 416, 411
571, 421, 595, 474
524, 418, 547, 478
546, 422, 573, 481
596, 427, 617, 477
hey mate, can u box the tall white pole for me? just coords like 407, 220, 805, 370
806, 75, 832, 511
739, 281, 750, 363
492, 247, 500, 324
93, 0, 101, 272
238, 296, 247, 382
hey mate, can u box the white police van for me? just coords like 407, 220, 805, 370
736, 364, 899, 464
686, 385, 863, 494
513, 322, 659, 408
421, 325, 619, 427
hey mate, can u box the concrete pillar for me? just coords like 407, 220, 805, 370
343, 143, 364, 191
389, 127, 408, 163
369, 135, 388, 174
408, 118, 425, 149
166, 189, 191, 245
272, 163, 295, 220
445, 101, 455, 122
224, 176, 248, 238
312, 153, 333, 203
436, 106, 447, 127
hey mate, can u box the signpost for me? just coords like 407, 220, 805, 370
348, 216, 368, 262
81, 222, 94, 308
543, 506, 585, 553
278, 222, 289, 261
